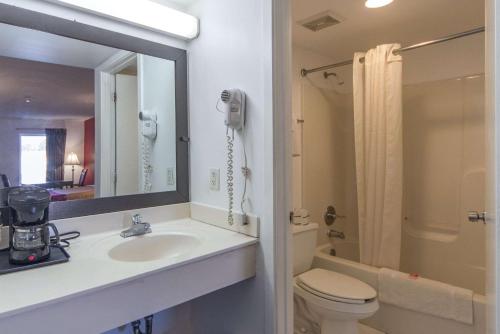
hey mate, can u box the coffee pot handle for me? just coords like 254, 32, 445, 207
48, 223, 60, 246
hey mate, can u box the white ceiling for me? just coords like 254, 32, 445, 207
292, 0, 484, 62
0, 23, 119, 69
0, 56, 94, 119
0, 22, 119, 119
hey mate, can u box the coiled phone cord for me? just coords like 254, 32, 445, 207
240, 125, 248, 225
227, 128, 235, 225
142, 138, 153, 193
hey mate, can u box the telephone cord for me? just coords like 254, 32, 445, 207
143, 138, 153, 193
227, 128, 235, 225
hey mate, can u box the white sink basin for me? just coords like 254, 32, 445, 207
93, 232, 202, 262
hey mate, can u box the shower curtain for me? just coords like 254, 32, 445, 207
353, 44, 403, 270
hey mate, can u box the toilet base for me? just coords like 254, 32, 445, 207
321, 319, 358, 334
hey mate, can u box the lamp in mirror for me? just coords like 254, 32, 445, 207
65, 152, 80, 185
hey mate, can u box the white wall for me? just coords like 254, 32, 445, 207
138, 55, 177, 193
297, 34, 485, 96
186, 0, 273, 332
293, 39, 485, 211
102, 303, 193, 334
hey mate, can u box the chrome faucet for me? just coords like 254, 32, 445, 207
120, 214, 152, 238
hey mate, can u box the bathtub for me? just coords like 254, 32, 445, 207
312, 244, 486, 334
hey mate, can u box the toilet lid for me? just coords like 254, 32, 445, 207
297, 268, 377, 302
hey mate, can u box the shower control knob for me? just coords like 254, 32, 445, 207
324, 205, 345, 226
468, 211, 486, 224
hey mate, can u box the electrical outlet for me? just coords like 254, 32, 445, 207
167, 168, 175, 185
209, 169, 220, 191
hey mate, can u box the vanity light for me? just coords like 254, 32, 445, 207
48, 0, 199, 40
365, 0, 394, 8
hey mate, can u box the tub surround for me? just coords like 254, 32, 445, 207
0, 203, 258, 334
313, 245, 486, 334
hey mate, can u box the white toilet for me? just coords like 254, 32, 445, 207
293, 223, 379, 334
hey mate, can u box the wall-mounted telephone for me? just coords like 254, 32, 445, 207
220, 89, 246, 130
217, 89, 248, 226
139, 111, 157, 192
139, 111, 157, 140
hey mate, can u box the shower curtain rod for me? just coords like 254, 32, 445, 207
300, 26, 485, 77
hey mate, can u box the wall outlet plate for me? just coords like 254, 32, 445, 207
167, 168, 175, 185
209, 169, 220, 191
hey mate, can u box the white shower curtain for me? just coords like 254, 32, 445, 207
353, 44, 403, 270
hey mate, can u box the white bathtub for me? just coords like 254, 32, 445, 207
312, 244, 486, 334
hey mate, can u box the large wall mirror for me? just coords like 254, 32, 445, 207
0, 5, 189, 220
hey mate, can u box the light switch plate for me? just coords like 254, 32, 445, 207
209, 169, 220, 191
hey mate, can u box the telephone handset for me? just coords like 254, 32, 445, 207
220, 89, 246, 130
139, 111, 157, 140
217, 89, 248, 226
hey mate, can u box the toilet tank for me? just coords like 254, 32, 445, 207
292, 223, 319, 276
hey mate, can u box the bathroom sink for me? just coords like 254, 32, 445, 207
97, 233, 201, 262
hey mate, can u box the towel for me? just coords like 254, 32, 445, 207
378, 268, 473, 325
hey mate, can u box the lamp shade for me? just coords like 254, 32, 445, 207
65, 152, 80, 165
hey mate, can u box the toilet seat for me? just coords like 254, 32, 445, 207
296, 268, 377, 304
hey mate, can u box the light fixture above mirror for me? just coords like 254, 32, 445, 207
365, 0, 394, 8
46, 0, 199, 39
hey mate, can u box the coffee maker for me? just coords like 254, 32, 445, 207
8, 186, 54, 265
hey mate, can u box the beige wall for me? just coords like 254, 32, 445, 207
403, 75, 485, 234
301, 83, 359, 246
400, 74, 486, 293
292, 47, 340, 210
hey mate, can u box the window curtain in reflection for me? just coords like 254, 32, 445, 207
353, 44, 403, 270
45, 128, 67, 181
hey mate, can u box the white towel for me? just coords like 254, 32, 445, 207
378, 268, 473, 325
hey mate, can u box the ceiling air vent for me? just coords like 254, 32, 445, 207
299, 11, 343, 32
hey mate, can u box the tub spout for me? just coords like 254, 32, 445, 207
327, 229, 345, 240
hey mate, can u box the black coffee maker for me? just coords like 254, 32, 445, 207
8, 186, 56, 265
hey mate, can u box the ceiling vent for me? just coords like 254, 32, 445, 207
299, 11, 343, 32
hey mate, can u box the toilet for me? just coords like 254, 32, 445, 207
293, 223, 379, 334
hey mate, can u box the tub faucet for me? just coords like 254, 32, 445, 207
120, 214, 152, 238
327, 229, 345, 240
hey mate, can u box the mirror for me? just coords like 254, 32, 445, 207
0, 22, 181, 204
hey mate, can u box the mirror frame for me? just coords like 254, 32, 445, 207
0, 4, 189, 220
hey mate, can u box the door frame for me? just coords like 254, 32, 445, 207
94, 51, 136, 197
270, 0, 293, 333
485, 0, 499, 332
